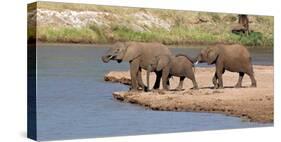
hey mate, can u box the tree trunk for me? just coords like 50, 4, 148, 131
238, 14, 249, 35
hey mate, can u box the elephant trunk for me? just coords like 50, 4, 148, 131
101, 55, 113, 63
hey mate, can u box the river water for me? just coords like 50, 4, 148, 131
36, 43, 273, 141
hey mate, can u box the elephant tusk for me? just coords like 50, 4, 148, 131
194, 61, 199, 65
108, 55, 113, 60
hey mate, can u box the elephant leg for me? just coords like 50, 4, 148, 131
129, 60, 139, 91
167, 74, 172, 88
162, 67, 170, 90
191, 76, 198, 90
217, 73, 224, 89
216, 67, 224, 89
187, 71, 198, 90
212, 73, 218, 89
192, 79, 199, 90
248, 71, 257, 87
249, 75, 257, 87
137, 68, 147, 91
153, 71, 162, 89
146, 65, 151, 92
235, 72, 244, 88
175, 77, 184, 91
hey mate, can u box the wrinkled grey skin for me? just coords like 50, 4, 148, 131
146, 54, 171, 91
195, 44, 257, 89
147, 54, 198, 91
102, 42, 172, 91
169, 54, 198, 90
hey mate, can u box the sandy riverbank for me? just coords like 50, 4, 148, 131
104, 65, 273, 123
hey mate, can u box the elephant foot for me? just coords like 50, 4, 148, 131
162, 88, 170, 91
212, 82, 218, 88
175, 86, 183, 91
213, 84, 219, 89
250, 83, 257, 88
175, 88, 183, 91
234, 84, 242, 88
153, 86, 160, 90
143, 86, 149, 92
129, 87, 141, 92
167, 85, 171, 90
218, 86, 224, 89
144, 88, 152, 92
150, 89, 159, 93
191, 86, 198, 90
215, 85, 223, 89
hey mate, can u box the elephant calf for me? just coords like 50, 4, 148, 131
147, 54, 198, 91
195, 44, 257, 89
168, 54, 198, 90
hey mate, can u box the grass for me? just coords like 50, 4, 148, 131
34, 24, 273, 47
37, 26, 99, 43
29, 1, 274, 47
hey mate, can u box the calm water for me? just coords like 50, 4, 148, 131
36, 43, 273, 141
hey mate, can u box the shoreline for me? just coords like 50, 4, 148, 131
104, 65, 274, 123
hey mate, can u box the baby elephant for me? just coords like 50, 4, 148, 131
146, 54, 198, 91
169, 54, 198, 90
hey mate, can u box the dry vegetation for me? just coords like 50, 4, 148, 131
28, 1, 274, 47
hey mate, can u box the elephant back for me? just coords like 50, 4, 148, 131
175, 54, 195, 64
140, 43, 172, 62
220, 44, 251, 60
141, 42, 172, 55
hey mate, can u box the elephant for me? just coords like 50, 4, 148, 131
195, 44, 257, 89
101, 42, 172, 91
169, 54, 199, 90
146, 54, 198, 91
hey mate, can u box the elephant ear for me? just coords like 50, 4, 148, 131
207, 47, 219, 65
156, 55, 170, 71
122, 42, 141, 62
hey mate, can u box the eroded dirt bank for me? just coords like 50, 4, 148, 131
104, 65, 274, 123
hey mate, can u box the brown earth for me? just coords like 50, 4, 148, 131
104, 65, 274, 123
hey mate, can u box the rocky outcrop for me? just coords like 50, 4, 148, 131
28, 9, 172, 31
104, 71, 131, 85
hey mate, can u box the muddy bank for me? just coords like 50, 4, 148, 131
105, 65, 274, 123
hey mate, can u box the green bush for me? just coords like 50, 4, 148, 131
233, 32, 274, 47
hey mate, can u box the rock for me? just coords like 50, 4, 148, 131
29, 8, 172, 31
104, 71, 131, 85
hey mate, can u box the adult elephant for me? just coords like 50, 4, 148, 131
101, 42, 172, 91
195, 44, 257, 89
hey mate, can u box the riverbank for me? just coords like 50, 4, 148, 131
28, 2, 273, 47
104, 66, 274, 123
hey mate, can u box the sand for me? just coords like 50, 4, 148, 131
104, 65, 274, 123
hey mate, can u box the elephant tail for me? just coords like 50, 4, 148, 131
175, 54, 196, 64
